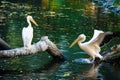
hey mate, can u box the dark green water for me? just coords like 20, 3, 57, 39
0, 0, 120, 80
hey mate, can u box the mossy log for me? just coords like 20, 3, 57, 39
0, 36, 65, 61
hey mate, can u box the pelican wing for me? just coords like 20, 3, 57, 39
88, 30, 104, 44
90, 33, 106, 46
88, 30, 113, 47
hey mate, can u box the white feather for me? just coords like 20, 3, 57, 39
88, 29, 104, 44
22, 15, 37, 48
22, 26, 33, 47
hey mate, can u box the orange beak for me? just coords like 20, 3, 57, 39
30, 17, 38, 26
69, 36, 83, 48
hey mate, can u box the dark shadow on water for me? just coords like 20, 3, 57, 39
0, 58, 63, 75
75, 61, 120, 80
0, 58, 64, 79
34, 58, 64, 73
99, 63, 120, 80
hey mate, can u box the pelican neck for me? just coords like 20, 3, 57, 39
27, 18, 32, 27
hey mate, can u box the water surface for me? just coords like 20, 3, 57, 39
0, 0, 120, 80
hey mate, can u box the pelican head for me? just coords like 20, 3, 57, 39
27, 15, 38, 26
70, 34, 86, 48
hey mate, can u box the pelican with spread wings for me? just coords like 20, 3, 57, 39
70, 29, 117, 62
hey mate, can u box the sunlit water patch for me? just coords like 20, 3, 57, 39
73, 58, 91, 64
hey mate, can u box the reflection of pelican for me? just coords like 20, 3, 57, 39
70, 29, 117, 62
77, 63, 102, 80
22, 15, 38, 48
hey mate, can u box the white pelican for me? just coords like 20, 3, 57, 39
70, 29, 114, 62
22, 15, 38, 48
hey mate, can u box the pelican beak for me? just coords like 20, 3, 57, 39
30, 18, 39, 26
69, 37, 82, 48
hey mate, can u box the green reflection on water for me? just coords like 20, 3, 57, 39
0, 0, 120, 80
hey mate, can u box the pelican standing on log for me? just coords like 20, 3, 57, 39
70, 29, 119, 62
22, 15, 38, 48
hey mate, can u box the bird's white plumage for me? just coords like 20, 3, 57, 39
22, 15, 38, 48
88, 30, 104, 44
22, 26, 33, 48
70, 29, 108, 62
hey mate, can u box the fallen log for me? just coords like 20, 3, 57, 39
93, 44, 120, 64
102, 44, 120, 64
0, 36, 65, 61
